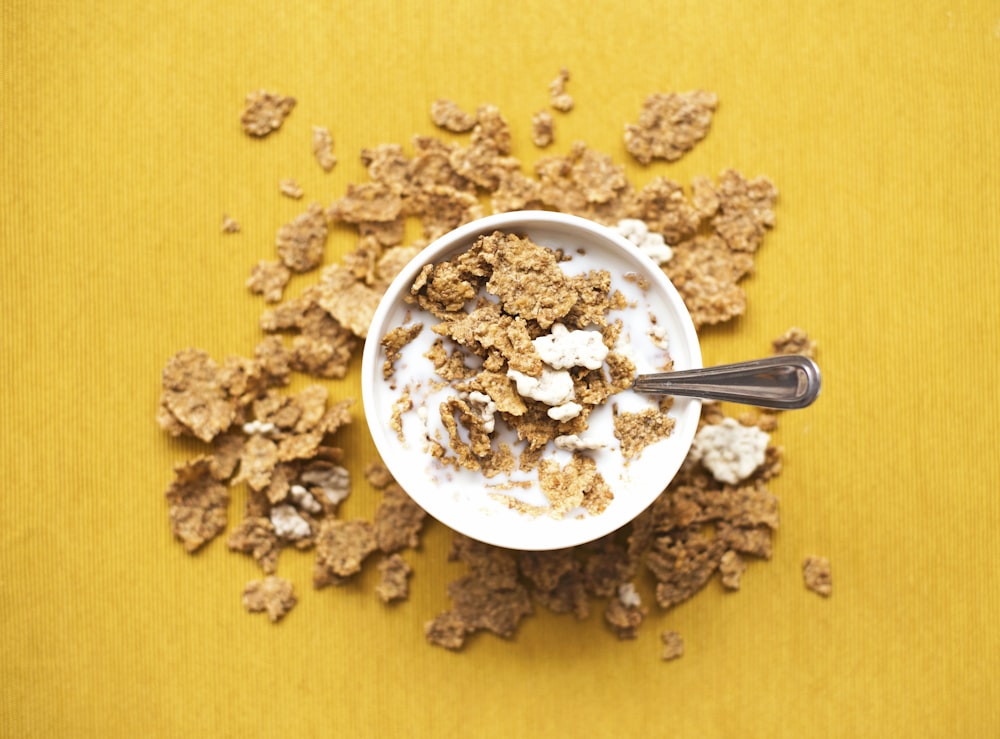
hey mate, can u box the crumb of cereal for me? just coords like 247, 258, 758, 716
430, 99, 477, 133
242, 576, 297, 622
535, 142, 632, 224
328, 182, 403, 224
380, 323, 424, 380
531, 110, 554, 147
803, 556, 832, 597
240, 90, 296, 137
364, 461, 395, 490
246, 260, 292, 303
313, 519, 378, 588
312, 125, 337, 171
772, 326, 818, 359
604, 584, 648, 639
612, 407, 676, 460
660, 630, 684, 661
624, 90, 717, 165
276, 203, 328, 273
279, 178, 304, 199
221, 214, 241, 233
538, 456, 614, 517
549, 67, 574, 112
375, 554, 412, 603
711, 169, 778, 254
662, 235, 752, 328
164, 457, 230, 553
157, 349, 239, 443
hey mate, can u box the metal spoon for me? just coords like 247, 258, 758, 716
633, 355, 821, 410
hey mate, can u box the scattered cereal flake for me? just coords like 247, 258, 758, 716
646, 527, 726, 609
300, 460, 351, 510
660, 630, 685, 661
209, 431, 245, 481
628, 177, 701, 246
624, 90, 717, 165
535, 142, 632, 224
417, 184, 484, 240
662, 235, 753, 328
221, 214, 241, 233
519, 550, 590, 618
276, 202, 328, 273
719, 550, 748, 590
240, 90, 296, 138
772, 326, 818, 359
430, 99, 477, 133
491, 170, 544, 213
446, 574, 533, 639
315, 264, 382, 338
604, 591, 647, 640
242, 576, 297, 622
548, 67, 574, 112
364, 461, 395, 490
531, 110, 554, 147
613, 407, 676, 460
328, 182, 403, 224
313, 519, 377, 587
279, 178, 304, 199
424, 610, 468, 650
237, 434, 280, 492
373, 483, 427, 553
690, 417, 770, 485
803, 556, 832, 597
312, 125, 337, 172
712, 169, 778, 253
227, 515, 281, 573
246, 260, 292, 303
375, 554, 412, 603
157, 348, 237, 443
164, 457, 230, 553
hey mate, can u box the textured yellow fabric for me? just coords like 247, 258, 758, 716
3, 0, 1000, 736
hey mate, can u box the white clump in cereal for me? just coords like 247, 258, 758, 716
299, 464, 351, 507
507, 367, 575, 406
649, 322, 670, 351
465, 391, 497, 433
270, 503, 312, 540
547, 401, 583, 422
618, 582, 642, 608
554, 433, 605, 451
289, 484, 322, 514
690, 417, 770, 484
615, 218, 673, 265
242, 419, 277, 436
532, 323, 609, 370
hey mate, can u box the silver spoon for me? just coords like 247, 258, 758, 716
633, 355, 821, 410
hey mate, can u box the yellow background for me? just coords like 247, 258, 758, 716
3, 1, 999, 736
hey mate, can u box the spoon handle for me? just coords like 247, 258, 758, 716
633, 355, 821, 410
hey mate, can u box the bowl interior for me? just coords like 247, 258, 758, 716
361, 211, 702, 550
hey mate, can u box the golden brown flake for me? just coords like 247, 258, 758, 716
532, 110, 554, 147
328, 181, 403, 224
315, 264, 382, 339
164, 457, 230, 553
242, 576, 297, 622
227, 515, 280, 573
375, 554, 412, 603
803, 555, 832, 597
548, 67, 574, 112
624, 90, 717, 165
613, 407, 676, 460
490, 170, 545, 214
246, 260, 291, 303
660, 630, 684, 661
240, 90, 296, 137
628, 177, 702, 245
417, 184, 484, 240
237, 434, 280, 492
662, 235, 753, 329
279, 178, 304, 199
312, 125, 337, 172
373, 483, 427, 553
719, 550, 748, 590
313, 519, 378, 588
157, 348, 237, 443
221, 214, 241, 233
424, 610, 467, 650
535, 142, 632, 224
276, 202, 328, 274
380, 322, 423, 380
604, 593, 647, 640
430, 99, 477, 133
772, 326, 818, 359
445, 575, 533, 639
712, 169, 778, 253
538, 455, 613, 517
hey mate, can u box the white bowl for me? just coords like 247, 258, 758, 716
361, 211, 702, 550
